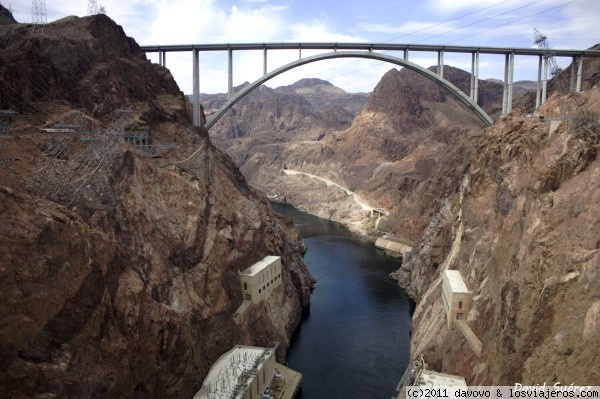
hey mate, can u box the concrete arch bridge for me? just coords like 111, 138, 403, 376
139, 42, 600, 128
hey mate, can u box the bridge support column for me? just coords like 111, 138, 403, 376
263, 47, 267, 75
228, 48, 233, 99
192, 49, 201, 127
159, 51, 166, 67
576, 55, 583, 93
437, 50, 444, 78
502, 54, 509, 115
542, 56, 549, 105
470, 51, 479, 103
536, 55, 543, 110
570, 56, 577, 92
502, 53, 514, 115
403, 49, 409, 61
507, 52, 514, 113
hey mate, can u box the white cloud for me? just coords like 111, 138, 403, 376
8, 0, 600, 95
287, 19, 367, 43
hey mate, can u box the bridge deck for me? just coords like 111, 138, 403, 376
140, 42, 600, 58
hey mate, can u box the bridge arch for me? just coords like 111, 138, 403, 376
205, 50, 493, 129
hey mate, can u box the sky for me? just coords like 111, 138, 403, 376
5, 0, 600, 94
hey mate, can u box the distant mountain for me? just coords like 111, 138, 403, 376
201, 78, 369, 144
0, 4, 18, 25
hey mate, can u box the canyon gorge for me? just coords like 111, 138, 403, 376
1, 7, 599, 397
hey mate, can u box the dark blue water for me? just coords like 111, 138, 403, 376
273, 204, 413, 399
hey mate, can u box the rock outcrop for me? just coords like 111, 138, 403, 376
0, 14, 313, 398
0, 4, 17, 25
392, 88, 600, 384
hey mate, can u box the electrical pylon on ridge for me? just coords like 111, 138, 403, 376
31, 0, 47, 31
533, 28, 563, 79
87, 0, 98, 15
534, 28, 589, 122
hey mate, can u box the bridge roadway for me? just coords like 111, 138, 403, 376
140, 42, 600, 128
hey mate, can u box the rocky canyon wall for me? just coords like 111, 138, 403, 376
0, 14, 313, 398
392, 90, 600, 384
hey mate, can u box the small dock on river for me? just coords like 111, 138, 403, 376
375, 235, 413, 258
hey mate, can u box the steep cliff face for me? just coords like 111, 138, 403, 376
392, 88, 600, 384
0, 14, 313, 398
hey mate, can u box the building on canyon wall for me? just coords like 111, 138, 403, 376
235, 256, 283, 319
240, 256, 283, 305
441, 270, 473, 329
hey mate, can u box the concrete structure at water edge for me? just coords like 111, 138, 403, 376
395, 357, 466, 399
193, 345, 302, 399
234, 256, 283, 319
441, 270, 472, 329
374, 237, 413, 258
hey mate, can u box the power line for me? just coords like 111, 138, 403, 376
413, 0, 544, 44
296, 0, 548, 86
443, 0, 578, 44
303, 1, 584, 92
381, 0, 520, 43
0, 15, 176, 195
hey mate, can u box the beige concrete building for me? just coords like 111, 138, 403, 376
395, 358, 466, 399
441, 270, 472, 328
239, 256, 282, 305
414, 369, 467, 386
194, 345, 301, 399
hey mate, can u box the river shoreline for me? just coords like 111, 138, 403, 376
270, 198, 382, 241
274, 204, 413, 399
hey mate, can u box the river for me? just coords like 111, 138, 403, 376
273, 204, 413, 399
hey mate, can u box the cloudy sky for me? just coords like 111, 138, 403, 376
6, 0, 600, 94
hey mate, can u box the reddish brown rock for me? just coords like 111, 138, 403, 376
393, 89, 600, 384
0, 14, 313, 398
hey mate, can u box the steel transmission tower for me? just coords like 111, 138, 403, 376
533, 29, 563, 79
87, 0, 98, 15
534, 28, 589, 125
31, 0, 47, 29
